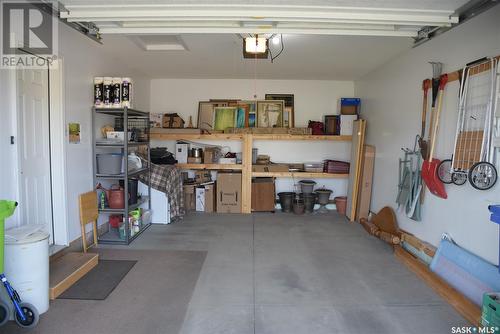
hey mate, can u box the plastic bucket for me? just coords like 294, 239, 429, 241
97, 153, 123, 174
334, 196, 347, 215
299, 180, 316, 194
278, 192, 294, 213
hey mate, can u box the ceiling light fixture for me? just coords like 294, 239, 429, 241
272, 35, 280, 45
244, 36, 267, 53
243, 35, 269, 59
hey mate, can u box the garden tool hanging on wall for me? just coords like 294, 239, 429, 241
406, 136, 423, 221
396, 136, 423, 221
422, 71, 449, 199
418, 79, 431, 160
396, 149, 414, 210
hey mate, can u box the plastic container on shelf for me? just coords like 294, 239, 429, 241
96, 153, 123, 174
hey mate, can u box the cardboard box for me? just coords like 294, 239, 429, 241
195, 183, 216, 212
216, 173, 242, 213
204, 183, 215, 213
183, 184, 196, 211
195, 170, 211, 184
252, 164, 289, 173
252, 178, 275, 212
341, 105, 358, 115
175, 143, 189, 164
340, 115, 358, 136
356, 145, 375, 220
340, 98, 361, 115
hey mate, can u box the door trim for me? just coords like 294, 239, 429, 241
14, 57, 69, 246
49, 58, 69, 246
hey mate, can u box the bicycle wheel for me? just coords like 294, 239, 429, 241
437, 159, 453, 184
469, 162, 497, 190
451, 172, 467, 186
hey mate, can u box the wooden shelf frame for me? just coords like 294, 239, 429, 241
252, 134, 352, 141
152, 128, 364, 214
252, 172, 349, 178
150, 133, 350, 141
176, 163, 243, 170
151, 133, 243, 141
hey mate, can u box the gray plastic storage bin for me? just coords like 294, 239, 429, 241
97, 153, 123, 174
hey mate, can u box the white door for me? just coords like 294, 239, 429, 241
17, 66, 54, 244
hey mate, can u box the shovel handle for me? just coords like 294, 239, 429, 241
429, 74, 448, 161
421, 79, 431, 138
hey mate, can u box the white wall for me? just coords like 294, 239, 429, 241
150, 79, 354, 196
1, 22, 150, 242
0, 71, 20, 229
59, 24, 150, 242
355, 6, 500, 264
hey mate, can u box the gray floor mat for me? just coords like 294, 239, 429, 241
57, 260, 137, 300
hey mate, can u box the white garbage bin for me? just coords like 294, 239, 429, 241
3, 226, 50, 317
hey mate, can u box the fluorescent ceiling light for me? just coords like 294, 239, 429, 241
60, 4, 458, 37
245, 37, 267, 53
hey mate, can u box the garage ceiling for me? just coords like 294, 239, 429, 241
59, 1, 472, 80
97, 33, 412, 80
60, 0, 469, 37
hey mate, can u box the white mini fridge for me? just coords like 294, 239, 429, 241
139, 182, 171, 224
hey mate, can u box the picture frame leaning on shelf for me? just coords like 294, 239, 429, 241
265, 94, 294, 128
257, 100, 284, 128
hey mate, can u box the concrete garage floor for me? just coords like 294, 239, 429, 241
111, 212, 468, 334
5, 212, 468, 334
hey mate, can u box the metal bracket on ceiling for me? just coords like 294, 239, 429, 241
413, 0, 499, 47
39, 1, 102, 44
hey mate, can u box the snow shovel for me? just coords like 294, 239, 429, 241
422, 74, 448, 199
418, 79, 431, 160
